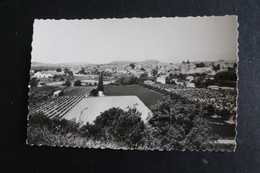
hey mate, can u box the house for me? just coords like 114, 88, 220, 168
186, 82, 195, 88
144, 80, 155, 85
207, 85, 219, 90
34, 72, 53, 78
186, 76, 194, 82
53, 90, 62, 97
156, 76, 166, 84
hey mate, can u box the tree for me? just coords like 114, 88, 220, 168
64, 68, 69, 74
74, 80, 82, 86
233, 63, 237, 69
212, 64, 220, 71
91, 107, 146, 147
64, 80, 71, 87
78, 68, 86, 74
147, 96, 215, 150
152, 69, 158, 77
90, 88, 98, 96
97, 72, 104, 91
30, 77, 39, 89
56, 68, 62, 72
68, 71, 74, 77
196, 62, 205, 68
129, 63, 135, 69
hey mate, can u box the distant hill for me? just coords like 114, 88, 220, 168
108, 61, 136, 65
31, 62, 91, 67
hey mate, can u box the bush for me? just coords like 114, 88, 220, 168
147, 96, 216, 150
74, 80, 82, 86
203, 105, 215, 117
56, 68, 62, 72
90, 89, 98, 96
90, 107, 146, 148
216, 109, 232, 120
63, 80, 71, 87
115, 76, 138, 85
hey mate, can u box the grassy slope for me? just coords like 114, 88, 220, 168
104, 85, 164, 109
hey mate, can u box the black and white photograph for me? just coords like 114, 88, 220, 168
27, 16, 238, 151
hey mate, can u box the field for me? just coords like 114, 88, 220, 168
104, 85, 164, 109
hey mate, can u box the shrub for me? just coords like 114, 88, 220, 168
74, 80, 82, 86
90, 89, 98, 96
63, 80, 71, 87
56, 68, 62, 72
90, 107, 146, 148
203, 105, 215, 117
216, 109, 232, 120
147, 96, 216, 150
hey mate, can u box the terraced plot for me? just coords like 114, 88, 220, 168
29, 86, 96, 119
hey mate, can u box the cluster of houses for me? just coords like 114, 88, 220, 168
30, 59, 236, 88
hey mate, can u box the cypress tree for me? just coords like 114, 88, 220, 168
98, 72, 104, 91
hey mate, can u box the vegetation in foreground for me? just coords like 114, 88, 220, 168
27, 94, 234, 151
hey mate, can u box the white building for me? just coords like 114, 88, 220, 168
186, 82, 195, 88
186, 76, 194, 82
144, 80, 155, 85
156, 76, 166, 84
53, 90, 62, 97
33, 72, 53, 78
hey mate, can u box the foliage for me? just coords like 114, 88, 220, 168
63, 80, 71, 87
152, 69, 158, 77
129, 63, 135, 69
89, 107, 146, 147
98, 73, 104, 91
216, 109, 232, 120
64, 68, 69, 74
115, 76, 139, 85
30, 77, 39, 88
90, 88, 98, 96
214, 70, 237, 87
27, 109, 146, 148
56, 68, 62, 72
147, 96, 216, 150
74, 80, 82, 86
203, 105, 216, 117
196, 62, 205, 68
212, 64, 220, 71
78, 68, 86, 75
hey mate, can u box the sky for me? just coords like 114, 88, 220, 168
32, 16, 238, 64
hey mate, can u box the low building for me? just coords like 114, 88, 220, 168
186, 82, 195, 88
156, 76, 166, 84
53, 90, 62, 97
186, 76, 194, 82
144, 80, 155, 85
34, 72, 53, 78
207, 85, 219, 90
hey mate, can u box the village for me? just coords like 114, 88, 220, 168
30, 59, 236, 90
